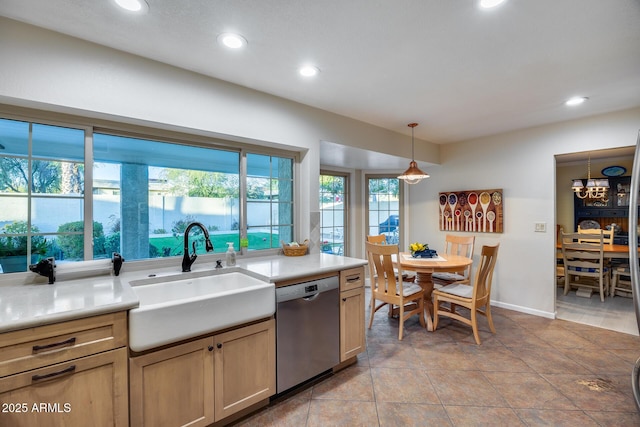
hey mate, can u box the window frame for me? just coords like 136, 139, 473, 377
0, 108, 299, 275
319, 170, 349, 256
365, 174, 404, 249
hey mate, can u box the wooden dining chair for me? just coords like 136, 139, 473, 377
432, 244, 499, 345
366, 234, 387, 244
365, 241, 425, 340
431, 234, 475, 286
611, 266, 633, 298
577, 226, 613, 244
561, 230, 609, 301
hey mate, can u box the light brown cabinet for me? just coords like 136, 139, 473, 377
0, 312, 129, 427
339, 266, 366, 361
129, 318, 275, 427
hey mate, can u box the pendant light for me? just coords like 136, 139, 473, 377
398, 123, 430, 185
571, 152, 609, 200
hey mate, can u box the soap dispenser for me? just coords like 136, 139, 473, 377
225, 242, 236, 267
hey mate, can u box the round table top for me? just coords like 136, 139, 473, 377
397, 252, 472, 272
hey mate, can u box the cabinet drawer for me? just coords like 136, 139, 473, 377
607, 209, 628, 217
340, 266, 365, 291
0, 347, 128, 427
576, 209, 602, 217
0, 312, 127, 377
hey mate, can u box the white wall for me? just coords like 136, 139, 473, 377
408, 107, 640, 317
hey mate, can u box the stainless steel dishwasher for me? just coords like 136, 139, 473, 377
276, 275, 340, 394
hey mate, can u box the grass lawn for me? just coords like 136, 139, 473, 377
149, 232, 280, 256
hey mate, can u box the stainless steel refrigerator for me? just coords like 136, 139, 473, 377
626, 130, 640, 409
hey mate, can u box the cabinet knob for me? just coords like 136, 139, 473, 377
208, 345, 214, 352
342, 298, 347, 302
217, 343, 222, 349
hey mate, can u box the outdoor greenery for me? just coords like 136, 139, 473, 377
163, 170, 239, 198
319, 175, 345, 204
149, 232, 277, 256
368, 177, 399, 196
56, 221, 106, 260
0, 158, 84, 194
0, 221, 49, 257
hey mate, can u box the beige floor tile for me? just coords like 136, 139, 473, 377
413, 341, 477, 371
306, 400, 379, 427
533, 327, 601, 348
311, 366, 374, 401
460, 344, 534, 373
514, 408, 600, 426
444, 405, 525, 426
586, 409, 640, 426
370, 367, 440, 404
509, 345, 593, 375
367, 342, 421, 369
376, 402, 451, 426
427, 370, 507, 407
562, 347, 635, 375
541, 373, 637, 412
483, 371, 577, 410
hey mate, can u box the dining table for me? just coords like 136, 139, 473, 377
556, 242, 640, 258
394, 252, 473, 331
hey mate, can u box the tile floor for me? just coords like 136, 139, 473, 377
556, 286, 639, 336
234, 292, 640, 426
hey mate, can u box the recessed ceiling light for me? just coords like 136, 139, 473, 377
565, 96, 588, 106
114, 0, 149, 13
299, 65, 320, 77
479, 0, 507, 9
217, 33, 247, 49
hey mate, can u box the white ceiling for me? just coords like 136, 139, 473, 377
1, 0, 640, 169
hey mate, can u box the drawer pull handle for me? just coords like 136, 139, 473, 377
32, 337, 76, 352
346, 277, 360, 282
32, 365, 76, 382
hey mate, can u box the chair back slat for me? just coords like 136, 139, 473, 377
472, 244, 499, 305
366, 234, 387, 244
365, 241, 404, 297
443, 234, 475, 277
560, 229, 608, 301
577, 226, 613, 244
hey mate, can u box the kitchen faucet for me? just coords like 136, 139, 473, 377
182, 222, 214, 272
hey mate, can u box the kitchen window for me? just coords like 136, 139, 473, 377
0, 118, 86, 272
0, 116, 295, 273
319, 172, 347, 255
366, 175, 402, 247
247, 153, 294, 250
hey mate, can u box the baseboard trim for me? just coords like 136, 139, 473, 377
491, 300, 555, 319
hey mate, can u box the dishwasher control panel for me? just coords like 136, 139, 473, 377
275, 276, 339, 303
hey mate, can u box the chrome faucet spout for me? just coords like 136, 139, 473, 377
182, 222, 214, 272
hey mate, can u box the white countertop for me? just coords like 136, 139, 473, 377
236, 253, 367, 283
0, 276, 138, 333
0, 253, 367, 333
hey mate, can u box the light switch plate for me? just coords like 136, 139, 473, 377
534, 222, 547, 232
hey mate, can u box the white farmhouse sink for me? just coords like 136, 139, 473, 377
128, 270, 275, 352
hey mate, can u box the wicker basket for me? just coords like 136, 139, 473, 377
281, 239, 309, 256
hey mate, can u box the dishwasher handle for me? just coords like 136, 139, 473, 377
302, 292, 320, 301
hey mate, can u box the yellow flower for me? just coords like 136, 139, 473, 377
409, 242, 428, 252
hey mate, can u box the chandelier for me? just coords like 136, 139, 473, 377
398, 123, 430, 185
571, 153, 609, 200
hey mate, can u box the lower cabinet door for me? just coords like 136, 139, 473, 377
0, 347, 128, 427
340, 287, 366, 361
129, 338, 214, 427
213, 319, 275, 421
